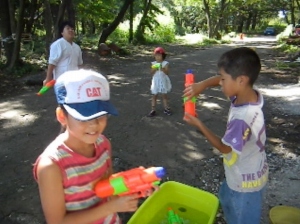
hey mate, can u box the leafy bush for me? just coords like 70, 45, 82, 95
109, 28, 130, 45
144, 24, 176, 44
275, 42, 300, 54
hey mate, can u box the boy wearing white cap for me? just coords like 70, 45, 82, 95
33, 70, 138, 224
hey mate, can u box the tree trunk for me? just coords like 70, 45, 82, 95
0, 0, 14, 67
129, 1, 134, 43
54, 0, 68, 40
7, 0, 16, 34
203, 0, 213, 38
81, 19, 86, 34
251, 10, 258, 30
25, 0, 38, 33
91, 20, 96, 34
218, 0, 227, 31
44, 0, 54, 57
289, 0, 295, 26
282, 9, 290, 24
66, 0, 75, 26
213, 0, 228, 39
237, 16, 244, 33
98, 0, 134, 45
245, 11, 252, 31
8, 0, 25, 69
295, 0, 300, 11
135, 0, 152, 42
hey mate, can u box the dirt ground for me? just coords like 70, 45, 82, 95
0, 40, 299, 224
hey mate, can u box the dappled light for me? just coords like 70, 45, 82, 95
260, 83, 300, 99
1, 38, 299, 224
0, 100, 39, 129
201, 101, 222, 110
0, 0, 299, 222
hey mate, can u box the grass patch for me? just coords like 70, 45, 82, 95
275, 43, 300, 54
275, 61, 300, 70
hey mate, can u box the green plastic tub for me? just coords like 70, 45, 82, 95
128, 181, 219, 224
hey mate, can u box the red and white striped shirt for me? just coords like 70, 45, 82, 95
33, 134, 120, 224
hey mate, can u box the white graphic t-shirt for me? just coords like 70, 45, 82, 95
222, 90, 268, 192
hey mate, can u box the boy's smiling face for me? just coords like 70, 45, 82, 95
57, 106, 108, 150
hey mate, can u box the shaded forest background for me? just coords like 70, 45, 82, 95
0, 0, 299, 76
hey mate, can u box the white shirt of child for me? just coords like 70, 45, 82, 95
150, 60, 172, 94
222, 90, 268, 193
48, 37, 83, 80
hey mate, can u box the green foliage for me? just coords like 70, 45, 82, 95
275, 42, 300, 54
254, 18, 287, 33
80, 35, 99, 50
74, 0, 119, 24
169, 5, 205, 35
275, 61, 300, 75
109, 28, 130, 45
144, 24, 176, 44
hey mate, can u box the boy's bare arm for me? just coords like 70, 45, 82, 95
44, 64, 55, 85
184, 113, 232, 154
195, 119, 232, 154
37, 157, 137, 224
201, 75, 221, 88
184, 75, 221, 99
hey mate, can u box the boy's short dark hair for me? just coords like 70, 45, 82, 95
217, 47, 261, 86
59, 21, 74, 34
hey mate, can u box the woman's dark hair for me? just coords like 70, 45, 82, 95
161, 53, 167, 60
217, 47, 261, 86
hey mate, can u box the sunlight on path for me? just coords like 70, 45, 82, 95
176, 34, 205, 44
260, 83, 300, 99
258, 83, 300, 115
0, 101, 38, 129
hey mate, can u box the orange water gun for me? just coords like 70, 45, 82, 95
37, 80, 56, 96
184, 70, 196, 117
94, 166, 165, 198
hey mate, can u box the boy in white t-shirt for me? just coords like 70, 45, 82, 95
43, 21, 83, 85
183, 47, 268, 224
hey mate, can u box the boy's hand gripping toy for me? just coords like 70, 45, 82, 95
184, 69, 196, 117
151, 63, 161, 69
37, 80, 56, 96
167, 208, 183, 224
94, 166, 165, 198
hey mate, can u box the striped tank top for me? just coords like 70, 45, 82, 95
33, 134, 120, 224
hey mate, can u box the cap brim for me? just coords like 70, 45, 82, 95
64, 100, 118, 121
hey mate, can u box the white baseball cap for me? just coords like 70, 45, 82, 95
54, 69, 118, 121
